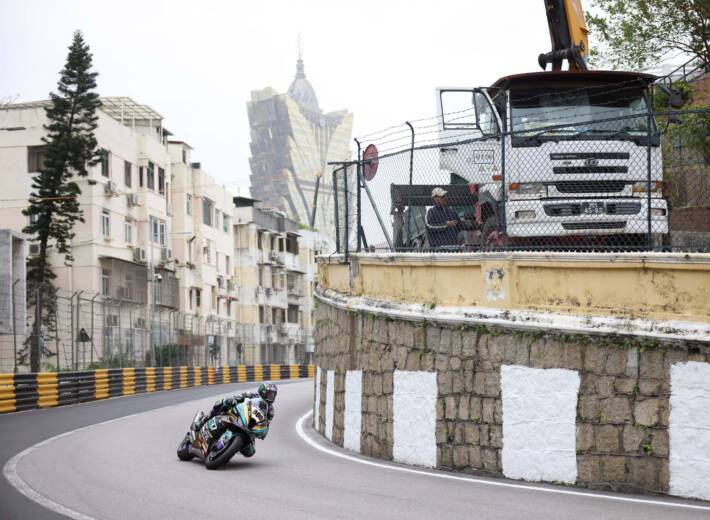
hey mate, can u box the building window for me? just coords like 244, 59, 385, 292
225, 255, 230, 275
286, 234, 299, 254
100, 149, 110, 178
203, 240, 213, 264
101, 269, 110, 296
216, 252, 221, 272
147, 162, 155, 190
257, 232, 263, 250
101, 209, 111, 237
288, 304, 299, 323
186, 193, 192, 215
259, 305, 265, 324
223, 214, 230, 233
27, 146, 48, 173
150, 216, 166, 245
258, 266, 264, 286
195, 288, 201, 308
158, 167, 165, 194
139, 166, 144, 187
124, 219, 132, 243
182, 149, 186, 163
124, 160, 132, 188
202, 198, 214, 226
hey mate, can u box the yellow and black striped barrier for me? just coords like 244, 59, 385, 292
0, 364, 313, 414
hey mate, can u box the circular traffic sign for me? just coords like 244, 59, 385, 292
363, 144, 379, 181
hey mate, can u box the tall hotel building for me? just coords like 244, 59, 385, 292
247, 54, 353, 240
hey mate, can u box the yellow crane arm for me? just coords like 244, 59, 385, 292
539, 0, 590, 71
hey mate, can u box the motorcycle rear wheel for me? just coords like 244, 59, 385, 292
205, 432, 243, 470
177, 433, 194, 461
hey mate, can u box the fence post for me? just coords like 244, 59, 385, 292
11, 279, 19, 373
343, 165, 349, 261
354, 138, 362, 252
333, 168, 341, 254
405, 121, 415, 251
646, 100, 653, 251
90, 294, 98, 368
500, 95, 508, 238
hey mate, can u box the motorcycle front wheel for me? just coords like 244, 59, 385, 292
205, 432, 243, 470
177, 433, 194, 461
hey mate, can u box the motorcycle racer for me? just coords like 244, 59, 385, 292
193, 382, 277, 457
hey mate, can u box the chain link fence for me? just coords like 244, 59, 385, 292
0, 282, 313, 373
334, 78, 710, 254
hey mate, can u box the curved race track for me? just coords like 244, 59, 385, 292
2, 380, 710, 520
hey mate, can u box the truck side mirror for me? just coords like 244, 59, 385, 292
657, 84, 684, 109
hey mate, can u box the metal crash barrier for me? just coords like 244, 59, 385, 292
0, 364, 315, 414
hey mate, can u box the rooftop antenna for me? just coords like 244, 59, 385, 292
295, 35, 305, 78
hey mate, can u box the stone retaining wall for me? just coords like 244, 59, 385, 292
313, 298, 710, 500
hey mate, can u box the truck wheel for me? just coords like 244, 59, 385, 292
480, 218, 506, 250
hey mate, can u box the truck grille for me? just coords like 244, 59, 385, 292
544, 202, 641, 217
553, 166, 628, 174
550, 152, 630, 160
562, 221, 626, 230
606, 202, 641, 215
553, 181, 627, 193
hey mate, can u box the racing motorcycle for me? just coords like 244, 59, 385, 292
177, 397, 270, 469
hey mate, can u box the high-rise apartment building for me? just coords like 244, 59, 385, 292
247, 54, 354, 240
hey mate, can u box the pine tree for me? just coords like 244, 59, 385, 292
21, 31, 100, 372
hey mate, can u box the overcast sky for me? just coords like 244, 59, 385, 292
3, 0, 592, 190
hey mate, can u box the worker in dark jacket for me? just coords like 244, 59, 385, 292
426, 187, 461, 248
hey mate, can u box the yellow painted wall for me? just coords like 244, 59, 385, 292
319, 255, 710, 324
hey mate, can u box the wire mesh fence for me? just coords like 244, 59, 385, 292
335, 80, 710, 254
0, 282, 314, 373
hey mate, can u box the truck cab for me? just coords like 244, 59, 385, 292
437, 70, 668, 248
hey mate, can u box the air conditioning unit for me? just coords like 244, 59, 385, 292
161, 247, 172, 262
127, 193, 139, 206
133, 247, 147, 263
28, 243, 40, 256
104, 180, 118, 195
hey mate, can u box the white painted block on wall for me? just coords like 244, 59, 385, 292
314, 367, 321, 431
670, 361, 710, 500
501, 365, 579, 484
393, 370, 437, 468
344, 370, 363, 453
325, 370, 335, 441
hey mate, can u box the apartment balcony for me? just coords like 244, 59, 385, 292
154, 267, 179, 309
99, 257, 148, 304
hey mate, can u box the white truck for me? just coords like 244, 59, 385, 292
436, 70, 669, 248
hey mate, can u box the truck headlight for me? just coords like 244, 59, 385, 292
632, 181, 663, 196
509, 182, 546, 198
651, 208, 666, 217
514, 210, 536, 219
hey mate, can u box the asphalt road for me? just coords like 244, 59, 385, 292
2, 380, 710, 520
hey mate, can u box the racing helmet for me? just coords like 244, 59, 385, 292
258, 382, 277, 404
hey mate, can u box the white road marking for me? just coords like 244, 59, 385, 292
295, 411, 710, 512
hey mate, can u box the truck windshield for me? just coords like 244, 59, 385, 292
510, 84, 653, 137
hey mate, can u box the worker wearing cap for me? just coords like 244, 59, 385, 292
426, 187, 461, 248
